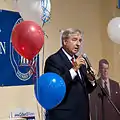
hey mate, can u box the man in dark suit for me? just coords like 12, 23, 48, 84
44, 28, 97, 120
90, 59, 120, 120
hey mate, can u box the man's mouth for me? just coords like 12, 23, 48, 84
74, 48, 79, 50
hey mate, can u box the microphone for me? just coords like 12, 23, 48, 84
82, 53, 92, 69
82, 53, 95, 76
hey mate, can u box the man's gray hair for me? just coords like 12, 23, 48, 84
61, 28, 82, 41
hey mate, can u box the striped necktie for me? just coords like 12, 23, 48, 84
104, 81, 109, 95
71, 57, 75, 65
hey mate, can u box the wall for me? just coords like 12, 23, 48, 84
1, 0, 120, 119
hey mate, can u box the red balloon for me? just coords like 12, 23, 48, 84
11, 21, 44, 60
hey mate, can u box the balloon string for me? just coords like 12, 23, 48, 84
38, 32, 48, 120
36, 25, 48, 120
35, 47, 46, 120
41, 0, 51, 25
28, 59, 37, 84
40, 41, 46, 120
28, 59, 42, 120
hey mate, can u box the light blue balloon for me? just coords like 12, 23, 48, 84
34, 72, 66, 110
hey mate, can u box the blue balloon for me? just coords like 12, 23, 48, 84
34, 72, 66, 110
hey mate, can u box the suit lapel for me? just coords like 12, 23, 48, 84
97, 78, 102, 86
96, 78, 103, 93
58, 48, 73, 70
109, 79, 113, 98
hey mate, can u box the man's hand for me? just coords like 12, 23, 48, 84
87, 68, 96, 81
73, 55, 86, 72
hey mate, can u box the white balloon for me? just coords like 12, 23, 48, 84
13, 0, 51, 26
14, 0, 43, 26
107, 17, 120, 44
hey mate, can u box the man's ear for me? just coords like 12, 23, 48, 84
63, 39, 67, 45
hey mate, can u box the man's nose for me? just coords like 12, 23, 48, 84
77, 41, 81, 46
104, 70, 108, 73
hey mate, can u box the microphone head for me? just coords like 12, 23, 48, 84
82, 53, 87, 58
81, 53, 92, 67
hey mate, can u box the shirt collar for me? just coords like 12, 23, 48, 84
62, 48, 74, 61
102, 78, 109, 83
101, 78, 110, 86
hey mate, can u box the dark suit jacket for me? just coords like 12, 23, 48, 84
90, 78, 120, 120
44, 48, 96, 120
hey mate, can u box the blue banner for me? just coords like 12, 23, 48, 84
0, 10, 39, 86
